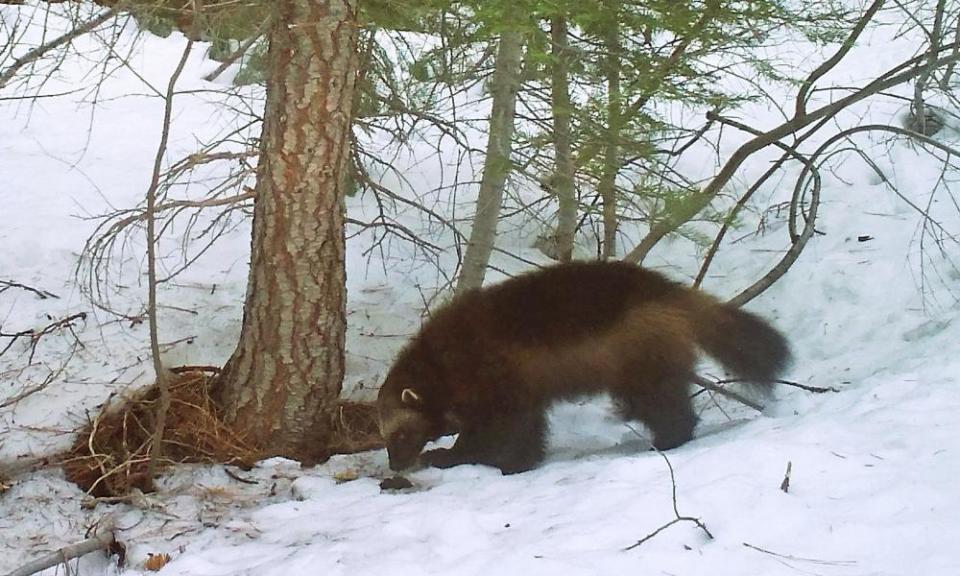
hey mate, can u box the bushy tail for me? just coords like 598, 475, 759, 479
691, 297, 791, 385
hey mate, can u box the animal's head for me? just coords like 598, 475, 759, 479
377, 385, 439, 471
377, 343, 461, 471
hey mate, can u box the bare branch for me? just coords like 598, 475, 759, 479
0, 312, 87, 361
623, 449, 713, 551
0, 7, 118, 90
780, 461, 792, 493
5, 516, 117, 576
691, 375, 765, 411
729, 123, 959, 307
742, 542, 857, 568
795, 0, 885, 118
694, 111, 821, 288
623, 12, 960, 265
203, 20, 268, 83
776, 379, 839, 393
0, 279, 59, 300
144, 35, 196, 486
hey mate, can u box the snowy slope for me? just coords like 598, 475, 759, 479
2, 3, 959, 576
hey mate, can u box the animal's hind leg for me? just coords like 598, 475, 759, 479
613, 372, 696, 451
422, 409, 547, 474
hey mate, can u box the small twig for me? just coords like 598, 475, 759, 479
203, 20, 269, 82
169, 365, 221, 374
223, 467, 258, 485
3, 340, 79, 407
0, 456, 54, 484
1, 381, 49, 409
623, 517, 694, 550
774, 379, 839, 394
713, 377, 839, 394
0, 7, 119, 89
5, 516, 117, 576
81, 487, 166, 511
742, 542, 857, 567
0, 312, 87, 360
159, 336, 197, 351
692, 375, 765, 411
0, 280, 60, 300
623, 433, 713, 551
780, 461, 792, 493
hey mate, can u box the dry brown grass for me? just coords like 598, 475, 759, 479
63, 367, 383, 496
327, 400, 385, 455
63, 367, 258, 496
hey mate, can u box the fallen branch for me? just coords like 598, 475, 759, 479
692, 375, 765, 411
0, 280, 59, 300
712, 377, 840, 394
0, 312, 87, 361
780, 461, 792, 493
6, 517, 117, 576
1, 378, 51, 409
774, 379, 839, 394
624, 450, 713, 551
0, 456, 54, 486
742, 542, 856, 567
223, 466, 258, 485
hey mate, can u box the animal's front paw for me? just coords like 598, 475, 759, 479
420, 448, 461, 469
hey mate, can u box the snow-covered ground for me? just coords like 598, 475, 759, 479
2, 3, 959, 575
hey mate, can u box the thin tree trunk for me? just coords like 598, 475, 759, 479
144, 38, 194, 486
911, 0, 945, 135
551, 15, 576, 263
598, 0, 621, 260
215, 0, 358, 464
456, 30, 525, 292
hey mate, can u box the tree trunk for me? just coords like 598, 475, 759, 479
456, 30, 525, 292
598, 0, 621, 260
215, 0, 358, 464
551, 15, 576, 263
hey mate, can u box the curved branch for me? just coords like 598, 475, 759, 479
694, 111, 822, 288
795, 0, 885, 118
623, 24, 960, 264
727, 123, 958, 307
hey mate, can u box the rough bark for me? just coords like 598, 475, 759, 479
215, 0, 358, 464
456, 30, 526, 292
598, 0, 621, 260
551, 15, 576, 263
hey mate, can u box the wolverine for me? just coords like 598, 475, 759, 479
377, 261, 790, 474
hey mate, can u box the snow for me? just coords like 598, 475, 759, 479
2, 3, 959, 576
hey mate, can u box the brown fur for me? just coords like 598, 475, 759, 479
377, 261, 790, 474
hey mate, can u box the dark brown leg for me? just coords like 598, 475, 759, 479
422, 410, 548, 474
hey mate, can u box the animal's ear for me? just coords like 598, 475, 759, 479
401, 388, 423, 406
